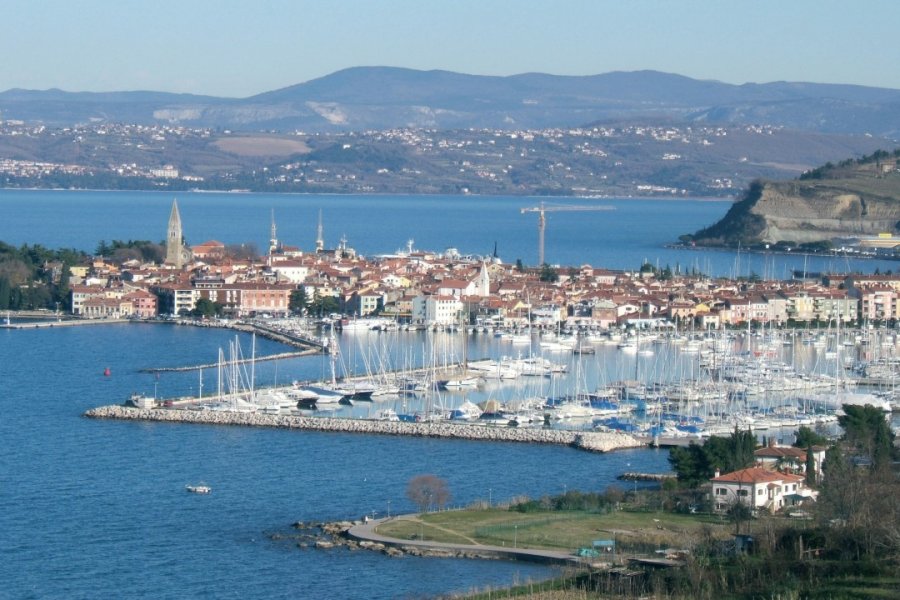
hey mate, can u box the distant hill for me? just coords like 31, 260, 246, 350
684, 150, 900, 248
2, 67, 900, 136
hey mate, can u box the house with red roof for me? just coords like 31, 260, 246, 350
710, 467, 815, 514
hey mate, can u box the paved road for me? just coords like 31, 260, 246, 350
347, 515, 585, 566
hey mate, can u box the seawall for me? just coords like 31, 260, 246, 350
84, 405, 644, 453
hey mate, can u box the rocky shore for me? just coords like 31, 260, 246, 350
285, 519, 582, 565
84, 405, 643, 453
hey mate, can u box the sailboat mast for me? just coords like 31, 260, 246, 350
250, 333, 256, 396
329, 324, 337, 386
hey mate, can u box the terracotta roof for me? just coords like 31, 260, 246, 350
711, 467, 804, 485
754, 447, 807, 460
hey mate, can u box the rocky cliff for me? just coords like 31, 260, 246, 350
687, 151, 900, 247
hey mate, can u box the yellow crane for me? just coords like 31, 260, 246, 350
520, 202, 615, 265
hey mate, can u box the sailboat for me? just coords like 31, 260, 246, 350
295, 324, 375, 406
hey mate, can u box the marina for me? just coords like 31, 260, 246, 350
82, 315, 900, 448
4, 190, 900, 600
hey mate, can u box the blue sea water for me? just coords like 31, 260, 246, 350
0, 189, 889, 598
0, 324, 672, 599
0, 188, 896, 276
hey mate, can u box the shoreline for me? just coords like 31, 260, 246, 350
84, 405, 644, 453
303, 516, 586, 566
0, 186, 734, 201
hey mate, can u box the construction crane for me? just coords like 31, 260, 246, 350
520, 202, 615, 265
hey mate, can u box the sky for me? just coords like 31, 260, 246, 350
4, 0, 900, 98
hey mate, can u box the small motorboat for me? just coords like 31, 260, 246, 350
186, 484, 212, 494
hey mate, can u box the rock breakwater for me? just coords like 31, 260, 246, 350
84, 405, 643, 452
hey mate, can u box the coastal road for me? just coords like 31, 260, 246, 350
348, 515, 586, 566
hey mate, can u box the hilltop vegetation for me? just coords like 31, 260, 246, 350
683, 149, 900, 248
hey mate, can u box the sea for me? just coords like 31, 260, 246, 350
0, 189, 890, 599
1, 188, 897, 277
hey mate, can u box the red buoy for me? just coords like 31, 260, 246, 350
103, 367, 111, 377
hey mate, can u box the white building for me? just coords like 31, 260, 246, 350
711, 467, 815, 514
412, 294, 463, 325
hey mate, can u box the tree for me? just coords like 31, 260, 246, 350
793, 425, 828, 449
727, 500, 753, 535
805, 445, 817, 487
0, 276, 10, 310
224, 243, 259, 260
54, 265, 71, 310
289, 288, 308, 314
668, 442, 714, 488
310, 294, 340, 316
192, 298, 222, 318
838, 404, 896, 469
515, 258, 524, 272
406, 474, 451, 513
669, 427, 757, 487
538, 263, 559, 282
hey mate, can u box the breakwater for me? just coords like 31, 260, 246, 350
84, 405, 644, 453
138, 349, 319, 372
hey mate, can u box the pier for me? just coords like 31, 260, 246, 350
618, 471, 676, 482
138, 350, 320, 373
1, 318, 130, 329
228, 321, 328, 352
84, 405, 644, 453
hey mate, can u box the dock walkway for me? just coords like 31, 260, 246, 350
1, 318, 129, 329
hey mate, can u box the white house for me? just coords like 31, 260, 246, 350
710, 467, 815, 514
270, 260, 309, 284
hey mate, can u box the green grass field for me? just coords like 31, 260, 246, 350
375, 508, 730, 552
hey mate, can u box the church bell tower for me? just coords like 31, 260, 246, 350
165, 199, 188, 268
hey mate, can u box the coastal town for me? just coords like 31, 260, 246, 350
52, 199, 900, 330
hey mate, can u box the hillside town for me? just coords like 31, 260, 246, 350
58, 200, 900, 329
0, 116, 874, 197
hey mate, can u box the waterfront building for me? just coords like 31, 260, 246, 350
123, 289, 158, 319
412, 294, 463, 325
81, 296, 134, 319
154, 281, 196, 316
346, 287, 386, 316
70, 284, 106, 315
232, 282, 292, 317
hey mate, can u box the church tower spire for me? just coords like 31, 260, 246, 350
165, 199, 185, 268
315, 208, 324, 253
269, 208, 279, 256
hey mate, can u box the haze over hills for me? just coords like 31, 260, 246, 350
2, 67, 900, 136
1, 67, 898, 197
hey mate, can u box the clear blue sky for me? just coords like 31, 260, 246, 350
4, 0, 899, 97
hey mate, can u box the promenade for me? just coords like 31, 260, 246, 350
1, 318, 129, 329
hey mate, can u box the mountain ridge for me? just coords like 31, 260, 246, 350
2, 67, 899, 136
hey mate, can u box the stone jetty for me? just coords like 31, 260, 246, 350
84, 405, 644, 453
